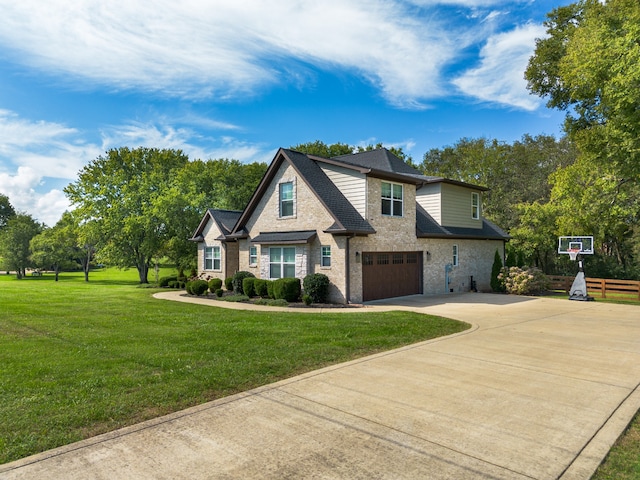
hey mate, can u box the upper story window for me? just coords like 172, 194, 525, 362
381, 181, 403, 217
321, 246, 331, 267
471, 192, 480, 220
279, 182, 294, 217
205, 246, 221, 271
249, 246, 258, 266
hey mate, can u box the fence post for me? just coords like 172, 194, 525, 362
600, 279, 606, 299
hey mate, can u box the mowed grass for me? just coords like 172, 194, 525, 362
0, 269, 469, 464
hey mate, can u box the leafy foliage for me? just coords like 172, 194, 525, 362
0, 213, 43, 278
273, 278, 301, 302
498, 267, 551, 295
303, 273, 330, 303
490, 250, 505, 292
232, 271, 255, 294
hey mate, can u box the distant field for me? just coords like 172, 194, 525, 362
0, 268, 468, 464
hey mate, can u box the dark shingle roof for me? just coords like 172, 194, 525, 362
332, 149, 421, 176
190, 209, 242, 241
251, 230, 317, 244
416, 203, 509, 240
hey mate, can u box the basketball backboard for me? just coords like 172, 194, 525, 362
558, 236, 594, 255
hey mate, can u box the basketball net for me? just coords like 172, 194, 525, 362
568, 248, 580, 261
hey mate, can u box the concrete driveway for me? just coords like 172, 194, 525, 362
2, 293, 639, 479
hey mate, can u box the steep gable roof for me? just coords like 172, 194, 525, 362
190, 208, 242, 241
232, 149, 375, 236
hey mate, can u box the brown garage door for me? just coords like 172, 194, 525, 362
362, 251, 423, 301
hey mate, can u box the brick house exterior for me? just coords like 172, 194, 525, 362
191, 148, 509, 303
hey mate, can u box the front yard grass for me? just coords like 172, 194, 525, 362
0, 270, 469, 464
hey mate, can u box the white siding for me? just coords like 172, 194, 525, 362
320, 164, 366, 217
416, 183, 442, 224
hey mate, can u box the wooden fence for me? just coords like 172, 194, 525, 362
548, 275, 640, 301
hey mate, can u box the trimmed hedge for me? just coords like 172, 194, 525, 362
208, 278, 223, 292
266, 280, 275, 299
273, 278, 301, 302
232, 271, 255, 294
254, 278, 268, 297
159, 275, 178, 288
242, 277, 256, 297
224, 277, 233, 291
302, 273, 330, 303
215, 288, 224, 297
191, 279, 210, 296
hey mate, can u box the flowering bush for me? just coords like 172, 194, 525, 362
498, 267, 551, 295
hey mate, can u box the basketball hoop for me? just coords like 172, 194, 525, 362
568, 248, 580, 261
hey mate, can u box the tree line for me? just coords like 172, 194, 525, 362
1, 0, 638, 281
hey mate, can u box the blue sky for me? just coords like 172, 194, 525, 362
0, 0, 569, 226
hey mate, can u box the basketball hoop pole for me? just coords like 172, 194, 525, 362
568, 250, 594, 301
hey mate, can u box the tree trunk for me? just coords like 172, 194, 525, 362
54, 266, 60, 282
137, 262, 149, 284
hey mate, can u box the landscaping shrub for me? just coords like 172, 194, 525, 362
490, 250, 505, 293
302, 294, 312, 306
191, 279, 210, 296
498, 267, 551, 295
254, 298, 289, 307
159, 275, 178, 288
208, 278, 223, 292
232, 271, 255, 294
266, 280, 275, 299
224, 277, 233, 291
185, 281, 194, 295
215, 288, 224, 297
242, 277, 257, 297
273, 278, 301, 302
254, 278, 268, 297
168, 280, 177, 288
303, 273, 330, 303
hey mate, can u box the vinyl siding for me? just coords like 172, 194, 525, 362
440, 184, 483, 228
416, 183, 442, 224
320, 164, 366, 217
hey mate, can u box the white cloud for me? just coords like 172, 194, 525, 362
0, 0, 474, 108
452, 23, 545, 110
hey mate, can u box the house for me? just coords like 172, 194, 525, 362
190, 148, 509, 303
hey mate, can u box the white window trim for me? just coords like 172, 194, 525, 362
249, 246, 258, 266
279, 181, 295, 218
321, 246, 331, 268
269, 246, 296, 279
452, 244, 459, 267
471, 192, 480, 220
205, 246, 221, 271
381, 181, 403, 217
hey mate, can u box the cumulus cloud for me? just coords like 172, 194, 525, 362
452, 23, 546, 110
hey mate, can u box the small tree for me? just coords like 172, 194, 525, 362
0, 213, 42, 278
491, 249, 505, 292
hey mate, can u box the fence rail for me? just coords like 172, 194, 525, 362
548, 275, 640, 300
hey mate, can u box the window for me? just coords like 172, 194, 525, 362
269, 247, 296, 279
452, 245, 459, 266
205, 246, 221, 271
472, 192, 480, 220
321, 246, 331, 267
249, 246, 258, 266
279, 182, 294, 217
381, 182, 403, 217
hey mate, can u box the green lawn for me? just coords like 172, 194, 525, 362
0, 269, 469, 464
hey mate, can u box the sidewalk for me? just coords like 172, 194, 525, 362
2, 293, 639, 479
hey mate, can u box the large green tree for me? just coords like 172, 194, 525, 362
0, 213, 43, 278
526, 0, 640, 181
0, 194, 16, 230
29, 212, 79, 281
526, 0, 640, 276
65, 147, 190, 283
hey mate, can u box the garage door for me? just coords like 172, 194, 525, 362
362, 251, 423, 301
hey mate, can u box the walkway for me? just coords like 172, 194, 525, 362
2, 293, 639, 479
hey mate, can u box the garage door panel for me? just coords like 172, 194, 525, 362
362, 251, 422, 301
